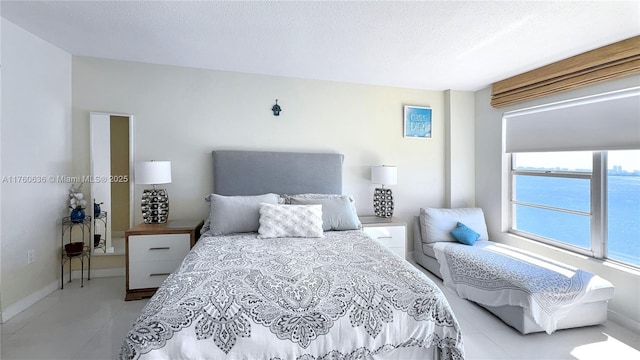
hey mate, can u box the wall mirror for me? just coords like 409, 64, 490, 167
90, 112, 135, 254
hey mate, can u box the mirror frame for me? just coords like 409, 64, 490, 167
89, 112, 135, 253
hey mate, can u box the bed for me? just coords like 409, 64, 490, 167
413, 207, 615, 335
119, 150, 465, 360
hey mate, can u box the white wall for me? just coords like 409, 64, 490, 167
0, 19, 72, 319
0, 7, 3, 331
72, 57, 469, 253
445, 90, 475, 208
475, 74, 640, 331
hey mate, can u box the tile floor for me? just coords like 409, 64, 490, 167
1, 268, 639, 360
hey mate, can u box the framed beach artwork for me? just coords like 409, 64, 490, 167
403, 105, 432, 139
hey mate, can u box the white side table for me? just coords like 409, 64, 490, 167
125, 219, 203, 300
359, 216, 407, 259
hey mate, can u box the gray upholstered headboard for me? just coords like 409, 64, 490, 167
212, 150, 344, 196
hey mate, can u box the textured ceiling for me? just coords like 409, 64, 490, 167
2, 1, 639, 91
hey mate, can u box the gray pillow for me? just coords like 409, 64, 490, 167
289, 194, 361, 231
204, 193, 280, 236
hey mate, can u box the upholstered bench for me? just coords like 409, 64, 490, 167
412, 208, 615, 334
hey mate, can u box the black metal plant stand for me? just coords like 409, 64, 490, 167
61, 215, 92, 288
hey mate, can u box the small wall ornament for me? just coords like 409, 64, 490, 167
272, 99, 282, 116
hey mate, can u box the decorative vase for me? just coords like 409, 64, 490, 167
373, 188, 394, 218
94, 234, 102, 247
70, 208, 86, 223
94, 202, 101, 216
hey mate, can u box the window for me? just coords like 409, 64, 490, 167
510, 150, 640, 267
503, 87, 639, 267
607, 151, 640, 265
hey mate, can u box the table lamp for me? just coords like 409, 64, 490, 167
371, 165, 397, 218
136, 160, 172, 224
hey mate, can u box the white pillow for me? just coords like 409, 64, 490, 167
419, 207, 489, 244
258, 204, 324, 238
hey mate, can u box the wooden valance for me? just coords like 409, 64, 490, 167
491, 35, 640, 108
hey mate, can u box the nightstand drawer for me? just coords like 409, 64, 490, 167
129, 260, 182, 289
363, 226, 405, 248
128, 234, 190, 261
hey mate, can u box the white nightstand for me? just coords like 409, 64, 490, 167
359, 216, 407, 259
125, 219, 203, 301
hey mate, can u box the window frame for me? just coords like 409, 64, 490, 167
508, 151, 612, 262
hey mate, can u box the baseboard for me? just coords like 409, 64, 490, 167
608, 308, 640, 333
69, 267, 125, 280
0, 280, 59, 323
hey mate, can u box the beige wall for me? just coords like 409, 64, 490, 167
475, 74, 640, 330
1, 19, 72, 317
72, 57, 471, 248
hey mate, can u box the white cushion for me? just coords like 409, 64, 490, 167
419, 207, 489, 244
258, 204, 324, 238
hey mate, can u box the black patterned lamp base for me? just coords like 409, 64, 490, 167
142, 188, 169, 224
373, 188, 394, 218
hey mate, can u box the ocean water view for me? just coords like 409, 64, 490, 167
514, 174, 640, 267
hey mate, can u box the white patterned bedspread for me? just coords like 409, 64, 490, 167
433, 241, 599, 334
120, 231, 465, 360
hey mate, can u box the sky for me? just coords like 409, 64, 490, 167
515, 150, 639, 172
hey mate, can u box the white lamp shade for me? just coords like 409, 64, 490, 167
136, 161, 172, 185
371, 165, 397, 186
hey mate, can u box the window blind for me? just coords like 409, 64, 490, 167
504, 87, 640, 153
492, 36, 640, 108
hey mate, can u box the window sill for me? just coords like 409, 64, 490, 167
502, 231, 640, 277
601, 258, 640, 276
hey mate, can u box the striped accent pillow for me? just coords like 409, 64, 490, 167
258, 204, 324, 238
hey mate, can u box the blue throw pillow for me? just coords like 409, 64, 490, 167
450, 222, 480, 245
